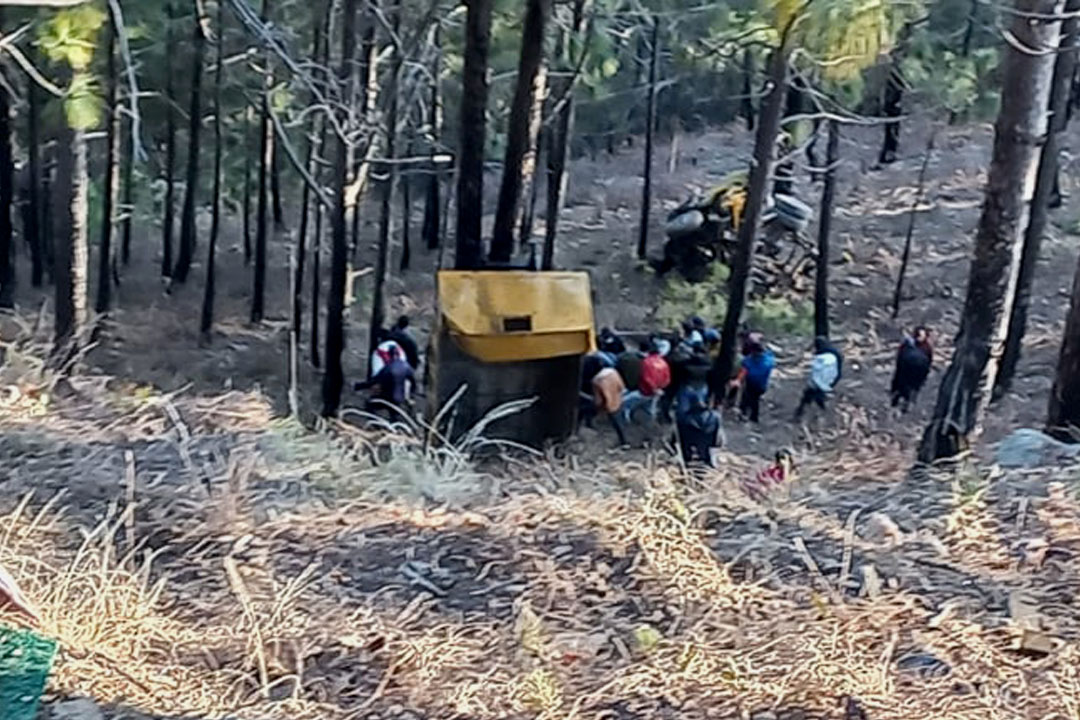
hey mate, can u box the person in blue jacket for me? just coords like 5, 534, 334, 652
730, 335, 775, 422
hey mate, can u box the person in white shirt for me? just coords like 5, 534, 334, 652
795, 336, 843, 420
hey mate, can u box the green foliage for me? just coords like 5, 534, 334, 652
903, 46, 1000, 119
37, 5, 106, 71
746, 296, 813, 336
63, 72, 102, 130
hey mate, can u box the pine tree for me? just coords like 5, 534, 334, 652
173, 0, 207, 284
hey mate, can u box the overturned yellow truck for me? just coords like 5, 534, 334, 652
426, 270, 596, 447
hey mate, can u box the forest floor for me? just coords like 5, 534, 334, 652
4, 113, 1080, 718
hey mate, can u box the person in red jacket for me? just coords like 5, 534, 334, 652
621, 341, 671, 424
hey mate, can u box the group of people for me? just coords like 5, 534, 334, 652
581, 318, 936, 469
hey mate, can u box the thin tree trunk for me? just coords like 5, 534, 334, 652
519, 123, 544, 249
489, 0, 551, 264
636, 15, 659, 261
949, 0, 980, 124
516, 63, 548, 250
400, 141, 411, 271
996, 0, 1080, 399
919, 0, 1062, 462
814, 120, 839, 339
455, 0, 494, 270
242, 107, 252, 264
41, 143, 53, 282
713, 47, 788, 390
173, 0, 206, 284
1048, 251, 1080, 438
879, 60, 903, 164
0, 26, 12, 310
311, 200, 322, 368
422, 23, 442, 251
369, 5, 402, 370
741, 48, 755, 132
892, 132, 936, 318
54, 126, 88, 356
95, 10, 119, 313
251, 0, 272, 323
25, 71, 42, 287
200, 0, 225, 344
271, 142, 284, 227
120, 100, 134, 266
322, 0, 358, 417
542, 0, 584, 271
162, 0, 177, 277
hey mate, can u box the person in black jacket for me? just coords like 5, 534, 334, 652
891, 332, 932, 412
389, 316, 421, 370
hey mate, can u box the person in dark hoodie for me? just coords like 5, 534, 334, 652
891, 327, 933, 412
676, 394, 724, 467
389, 315, 421, 369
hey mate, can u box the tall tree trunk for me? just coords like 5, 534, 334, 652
294, 0, 327, 350
949, 0, 980, 124
311, 199, 322, 368
54, 126, 88, 357
891, 132, 936, 317
516, 66, 548, 250
162, 0, 177, 277
25, 72, 43, 287
1048, 252, 1080, 438
322, 0, 358, 417
422, 23, 442, 251
200, 0, 225, 344
713, 47, 788, 389
542, 0, 585, 271
996, 0, 1080, 399
271, 142, 284, 227
814, 120, 839, 339
741, 48, 755, 132
455, 0, 494, 270
400, 141, 411, 271
173, 0, 206, 284
0, 30, 12, 310
489, 0, 551, 264
919, 0, 1063, 462
96, 11, 120, 313
369, 6, 402, 371
636, 15, 660, 261
242, 108, 253, 264
120, 102, 134, 266
251, 0, 272, 322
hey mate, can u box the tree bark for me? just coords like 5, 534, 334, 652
919, 0, 1063, 462
636, 15, 659, 261
455, 0, 494, 270
400, 141, 411, 271
516, 64, 548, 250
369, 5, 402, 372
173, 0, 205, 284
95, 8, 119, 313
1048, 252, 1080, 439
200, 0, 225, 344
120, 95, 134, 267
541, 0, 584, 271
814, 120, 839, 339
53, 126, 88, 356
422, 23, 442, 251
0, 31, 13, 310
996, 0, 1080, 399
322, 0, 358, 417
489, 0, 551, 264
242, 107, 252, 264
741, 48, 755, 132
271, 141, 284, 227
713, 47, 788, 391
25, 70, 43, 287
891, 132, 936, 318
251, 0, 272, 323
162, 0, 177, 277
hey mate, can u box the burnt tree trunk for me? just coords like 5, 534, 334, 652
162, 0, 177, 277
322, 0, 358, 417
919, 0, 1063, 462
880, 51, 905, 164
636, 15, 660, 261
713, 47, 788, 390
950, 0, 980, 124
455, 0, 494, 270
173, 0, 206, 284
369, 5, 402, 371
0, 39, 12, 310
741, 48, 755, 132
54, 126, 89, 357
200, 0, 225, 344
310, 200, 323, 368
400, 141, 411, 271
251, 0, 272, 323
814, 120, 839, 339
242, 107, 253, 264
996, 0, 1080, 399
489, 0, 551, 264
120, 101, 134, 267
25, 71, 43, 287
271, 142, 284, 227
422, 24, 442, 250
1048, 252, 1080, 438
95, 10, 120, 313
519, 123, 543, 249
891, 132, 936, 318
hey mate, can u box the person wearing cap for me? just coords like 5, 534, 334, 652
729, 336, 775, 422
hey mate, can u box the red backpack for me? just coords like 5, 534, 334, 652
639, 355, 671, 396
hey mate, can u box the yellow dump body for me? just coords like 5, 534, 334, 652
438, 270, 596, 362
429, 271, 596, 446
